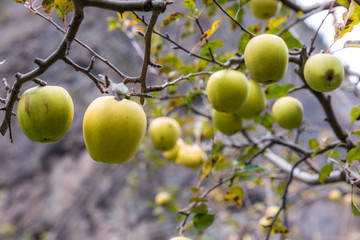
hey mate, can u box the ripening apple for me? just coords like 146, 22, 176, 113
176, 144, 206, 169
149, 116, 181, 151
212, 109, 243, 135
265, 205, 280, 217
83, 96, 147, 164
155, 191, 171, 205
328, 189, 342, 201
248, 0, 279, 20
206, 70, 249, 113
244, 34, 289, 84
272, 96, 303, 130
304, 53, 344, 92
235, 80, 266, 119
17, 85, 74, 143
162, 138, 185, 161
169, 237, 192, 240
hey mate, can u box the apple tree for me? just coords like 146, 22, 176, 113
1, 0, 360, 239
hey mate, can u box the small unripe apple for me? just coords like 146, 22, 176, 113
206, 70, 249, 113
149, 116, 181, 151
155, 191, 171, 205
248, 0, 279, 20
304, 53, 344, 92
328, 189, 342, 201
176, 144, 206, 169
212, 109, 243, 135
162, 138, 185, 161
244, 34, 288, 84
17, 85, 74, 143
272, 96, 303, 130
258, 216, 272, 231
169, 237, 192, 240
265, 205, 280, 217
83, 96, 147, 164
235, 80, 266, 119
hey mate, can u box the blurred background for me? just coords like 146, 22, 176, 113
1, 1, 360, 239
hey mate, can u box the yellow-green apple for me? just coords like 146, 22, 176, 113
169, 237, 192, 240
83, 96, 146, 164
272, 96, 303, 129
249, 0, 279, 20
162, 138, 185, 161
176, 144, 206, 169
206, 69, 249, 113
328, 189, 342, 201
17, 85, 74, 143
155, 191, 171, 205
149, 116, 181, 151
212, 109, 243, 135
304, 53, 344, 92
244, 34, 288, 84
258, 216, 272, 231
265, 205, 280, 217
235, 80, 266, 119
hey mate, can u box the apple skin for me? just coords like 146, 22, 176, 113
155, 191, 171, 205
244, 34, 288, 84
304, 53, 344, 92
17, 86, 74, 143
176, 144, 206, 169
83, 96, 146, 164
212, 109, 243, 136
206, 70, 249, 113
149, 116, 181, 151
249, 0, 279, 20
272, 96, 303, 130
235, 80, 266, 119
169, 237, 192, 240
162, 138, 185, 161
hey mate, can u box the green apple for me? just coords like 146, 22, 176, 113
83, 96, 147, 164
155, 191, 171, 205
212, 109, 243, 135
149, 116, 181, 151
304, 53, 344, 92
17, 85, 74, 143
272, 96, 303, 130
244, 34, 288, 84
248, 0, 279, 20
162, 138, 185, 161
206, 69, 249, 113
176, 144, 206, 169
169, 237, 192, 240
235, 80, 266, 119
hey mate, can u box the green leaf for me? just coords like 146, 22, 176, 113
236, 175, 258, 182
55, 0, 74, 20
203, 0, 213, 7
42, 0, 55, 13
265, 83, 294, 99
352, 129, 360, 138
346, 143, 360, 164
161, 13, 184, 27
279, 31, 302, 49
352, 202, 360, 216
308, 139, 319, 150
255, 112, 275, 131
237, 164, 266, 174
190, 187, 200, 194
193, 213, 215, 231
238, 24, 261, 54
182, 0, 195, 10
189, 196, 207, 203
327, 148, 340, 158
319, 164, 333, 184
350, 105, 360, 126
189, 203, 208, 214
238, 147, 261, 163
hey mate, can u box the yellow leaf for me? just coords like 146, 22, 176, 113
201, 17, 225, 42
335, 0, 360, 40
266, 17, 287, 30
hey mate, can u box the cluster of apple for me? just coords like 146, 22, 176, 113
148, 116, 207, 169
207, 32, 344, 134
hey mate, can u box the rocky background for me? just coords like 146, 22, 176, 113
1, 1, 360, 240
